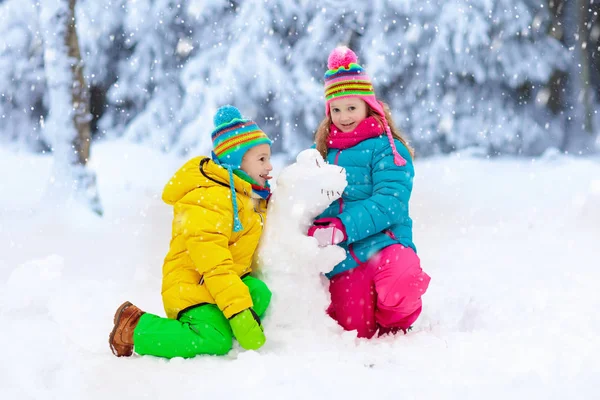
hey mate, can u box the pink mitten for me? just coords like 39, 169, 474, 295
307, 218, 347, 247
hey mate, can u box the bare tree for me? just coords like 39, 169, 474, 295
38, 0, 102, 215
552, 0, 597, 153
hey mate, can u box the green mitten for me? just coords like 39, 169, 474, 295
229, 308, 266, 350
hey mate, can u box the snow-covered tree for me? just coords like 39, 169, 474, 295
99, 0, 313, 156
0, 1, 46, 151
38, 0, 102, 215
76, 0, 129, 135
405, 0, 569, 156
1, 0, 595, 157
552, 0, 598, 153
91, 0, 195, 151
173, 0, 310, 155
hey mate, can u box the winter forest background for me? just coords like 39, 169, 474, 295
3, 0, 600, 161
1, 0, 600, 209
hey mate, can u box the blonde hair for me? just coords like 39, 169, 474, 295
314, 101, 414, 160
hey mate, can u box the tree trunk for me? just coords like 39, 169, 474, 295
576, 0, 594, 134
560, 0, 596, 153
38, 0, 102, 215
67, 0, 92, 165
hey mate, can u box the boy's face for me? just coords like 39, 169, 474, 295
329, 97, 369, 132
240, 144, 273, 187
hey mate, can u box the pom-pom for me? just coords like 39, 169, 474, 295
214, 105, 242, 127
327, 46, 358, 69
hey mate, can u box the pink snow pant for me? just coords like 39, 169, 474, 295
327, 244, 430, 338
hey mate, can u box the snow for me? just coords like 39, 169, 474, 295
1, 141, 599, 399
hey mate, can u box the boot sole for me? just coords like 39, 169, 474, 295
109, 301, 133, 357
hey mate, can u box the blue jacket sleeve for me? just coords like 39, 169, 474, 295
338, 139, 414, 244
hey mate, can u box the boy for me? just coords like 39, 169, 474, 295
109, 106, 274, 358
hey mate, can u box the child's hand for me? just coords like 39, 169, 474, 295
229, 308, 266, 350
307, 217, 347, 246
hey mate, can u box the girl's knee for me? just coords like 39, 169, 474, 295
376, 266, 430, 308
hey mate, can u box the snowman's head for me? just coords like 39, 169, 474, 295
274, 149, 347, 218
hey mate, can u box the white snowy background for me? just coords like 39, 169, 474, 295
1, 141, 599, 399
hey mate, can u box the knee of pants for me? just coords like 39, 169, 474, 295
199, 325, 233, 356
376, 265, 430, 309
243, 276, 272, 318
328, 271, 377, 338
183, 305, 234, 356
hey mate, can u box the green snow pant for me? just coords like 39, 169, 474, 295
133, 275, 271, 358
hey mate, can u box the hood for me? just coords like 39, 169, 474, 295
162, 156, 252, 205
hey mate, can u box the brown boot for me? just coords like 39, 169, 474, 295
109, 301, 145, 357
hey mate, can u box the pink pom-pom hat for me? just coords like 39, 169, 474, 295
327, 46, 358, 69
323, 46, 384, 118
323, 46, 405, 167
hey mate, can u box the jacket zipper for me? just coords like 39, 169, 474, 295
333, 149, 344, 212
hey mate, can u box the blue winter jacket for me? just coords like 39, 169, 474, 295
317, 135, 416, 278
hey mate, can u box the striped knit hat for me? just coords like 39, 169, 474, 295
211, 105, 272, 169
324, 47, 405, 167
324, 46, 385, 118
210, 105, 271, 232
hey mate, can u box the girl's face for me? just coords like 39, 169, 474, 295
329, 97, 369, 132
240, 143, 273, 187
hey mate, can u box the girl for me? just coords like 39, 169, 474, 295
109, 105, 274, 357
307, 47, 431, 339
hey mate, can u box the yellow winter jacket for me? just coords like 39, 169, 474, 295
161, 156, 267, 319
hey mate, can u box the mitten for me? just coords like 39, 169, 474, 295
307, 217, 347, 247
229, 308, 266, 350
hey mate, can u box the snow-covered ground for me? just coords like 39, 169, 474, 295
1, 141, 599, 399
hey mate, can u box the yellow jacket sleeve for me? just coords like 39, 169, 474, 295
178, 187, 253, 318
